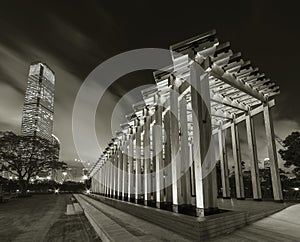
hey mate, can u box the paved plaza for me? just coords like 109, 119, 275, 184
213, 203, 300, 241
75, 193, 299, 241
0, 194, 99, 242
217, 198, 292, 216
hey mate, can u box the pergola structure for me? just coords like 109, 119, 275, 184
89, 30, 282, 216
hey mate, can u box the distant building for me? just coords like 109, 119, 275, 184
21, 62, 55, 141
52, 134, 61, 159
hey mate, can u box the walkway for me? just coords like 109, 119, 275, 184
75, 194, 190, 241
218, 198, 291, 216
213, 203, 300, 241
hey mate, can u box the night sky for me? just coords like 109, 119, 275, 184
0, 0, 299, 167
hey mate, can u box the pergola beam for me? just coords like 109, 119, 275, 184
211, 64, 266, 102
212, 99, 275, 134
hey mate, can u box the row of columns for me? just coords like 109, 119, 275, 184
91, 60, 219, 216
217, 103, 283, 201
91, 60, 283, 218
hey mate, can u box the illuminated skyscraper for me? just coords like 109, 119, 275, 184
21, 62, 55, 141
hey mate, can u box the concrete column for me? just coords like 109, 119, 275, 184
163, 111, 173, 206
128, 127, 134, 202
100, 169, 103, 194
154, 103, 164, 208
100, 166, 103, 195
92, 173, 96, 193
189, 143, 196, 206
218, 126, 230, 198
117, 148, 123, 199
112, 151, 116, 197
96, 169, 99, 194
169, 77, 183, 213
109, 154, 113, 197
245, 113, 262, 200
144, 109, 151, 205
103, 165, 106, 195
108, 154, 113, 197
99, 168, 102, 195
135, 120, 142, 203
96, 170, 99, 194
179, 96, 192, 206
190, 61, 218, 216
106, 158, 110, 197
92, 176, 95, 193
263, 103, 283, 201
150, 121, 156, 202
104, 162, 108, 196
231, 122, 245, 199
112, 151, 117, 198
103, 166, 105, 195
122, 135, 128, 200
98, 171, 101, 194
95, 169, 100, 193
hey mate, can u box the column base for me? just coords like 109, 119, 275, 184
156, 201, 161, 208
274, 199, 284, 203
236, 197, 245, 200
172, 204, 195, 213
144, 200, 153, 206
172, 204, 179, 213
122, 194, 128, 201
196, 207, 219, 217
222, 197, 231, 199
159, 202, 173, 211
196, 208, 204, 217
253, 198, 262, 201
135, 198, 144, 204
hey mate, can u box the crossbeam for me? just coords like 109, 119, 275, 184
211, 64, 266, 102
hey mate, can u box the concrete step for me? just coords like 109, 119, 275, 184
74, 194, 140, 242
75, 194, 191, 242
73, 202, 83, 214
66, 204, 75, 215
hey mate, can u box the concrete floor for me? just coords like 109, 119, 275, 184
217, 198, 292, 216
212, 203, 300, 241
0, 194, 100, 242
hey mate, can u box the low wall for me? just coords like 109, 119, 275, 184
87, 194, 248, 241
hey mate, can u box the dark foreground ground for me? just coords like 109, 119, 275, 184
0, 194, 100, 242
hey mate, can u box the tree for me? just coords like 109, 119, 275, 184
0, 131, 67, 194
279, 131, 300, 179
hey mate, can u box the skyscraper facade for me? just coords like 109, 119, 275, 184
21, 62, 55, 141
